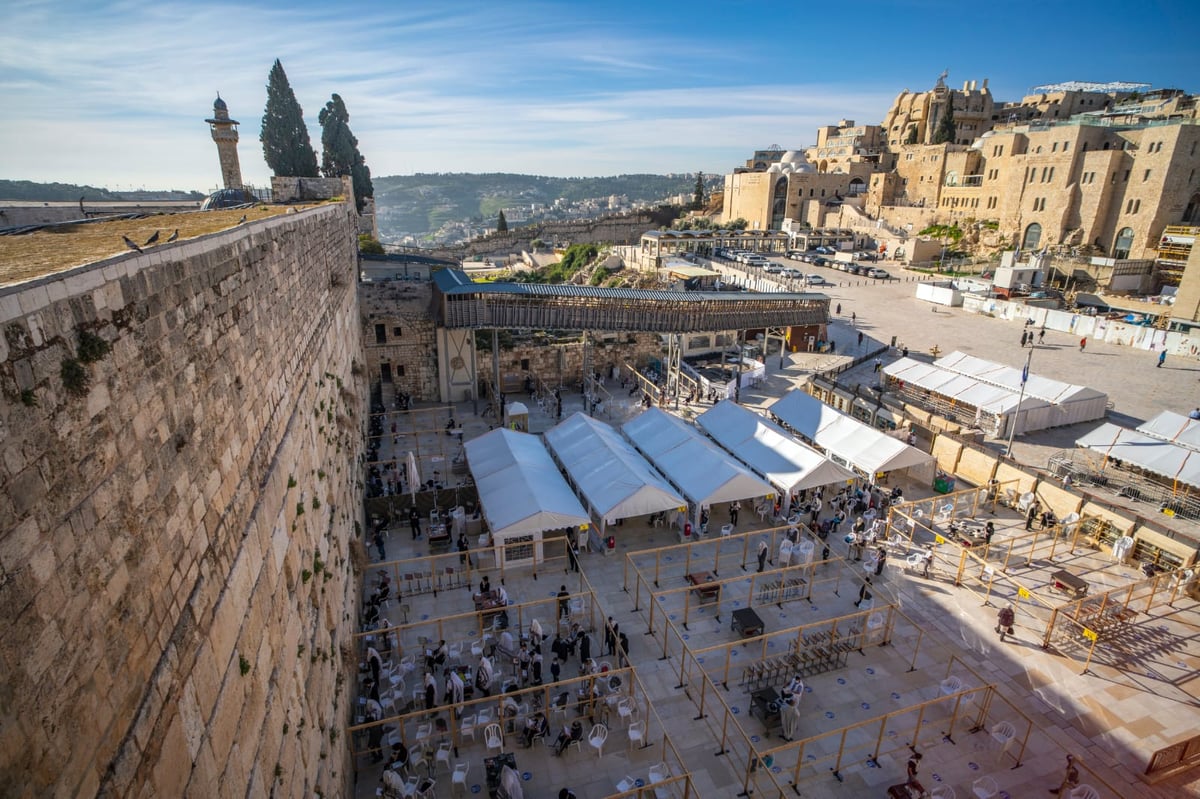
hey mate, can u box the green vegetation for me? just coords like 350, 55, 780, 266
919, 223, 963, 244
496, 210, 508, 232
260, 59, 320, 178
319, 94, 373, 213
0, 180, 204, 202
524, 243, 599, 284
239, 654, 251, 676
20, 389, 38, 407
357, 234, 384, 254
692, 171, 705, 210
77, 330, 110, 363
60, 358, 89, 396
931, 102, 956, 145
905, 125, 919, 145
589, 266, 611, 285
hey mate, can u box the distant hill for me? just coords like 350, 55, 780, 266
0, 180, 204, 202
372, 172, 702, 236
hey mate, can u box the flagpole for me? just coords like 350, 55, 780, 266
1005, 347, 1033, 458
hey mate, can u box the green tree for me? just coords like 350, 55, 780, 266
725, 217, 749, 231
318, 94, 374, 212
260, 60, 319, 178
931, 100, 956, 145
692, 171, 706, 210
497, 210, 508, 232
905, 125, 919, 145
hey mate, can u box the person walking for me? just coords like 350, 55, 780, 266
374, 530, 386, 561
1020, 330, 1028, 347
567, 540, 580, 573
729, 499, 741, 527
1037, 328, 1046, 344
1158, 349, 1167, 368
1025, 502, 1039, 531
408, 505, 422, 540
604, 617, 618, 656
757, 539, 769, 572
854, 577, 872, 608
1048, 754, 1080, 795
873, 546, 887, 577
836, 303, 842, 315
1079, 337, 1087, 352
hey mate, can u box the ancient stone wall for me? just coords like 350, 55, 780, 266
477, 334, 664, 394
360, 280, 439, 401
0, 203, 364, 798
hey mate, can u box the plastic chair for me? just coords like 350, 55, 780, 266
459, 714, 477, 744
990, 721, 1016, 761
484, 723, 503, 754
971, 775, 999, 799
930, 786, 956, 799
617, 697, 637, 726
450, 762, 470, 797
721, 523, 734, 538
588, 723, 608, 757
617, 776, 637, 792
940, 676, 963, 695
627, 719, 646, 750
434, 741, 452, 774
1069, 786, 1100, 799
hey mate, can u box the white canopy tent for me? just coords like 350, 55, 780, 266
464, 428, 590, 566
1076, 422, 1200, 490
769, 390, 936, 479
1136, 411, 1200, 452
544, 413, 685, 542
936, 350, 1107, 429
622, 408, 773, 531
883, 357, 1052, 437
696, 400, 856, 514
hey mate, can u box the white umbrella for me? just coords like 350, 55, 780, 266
407, 451, 420, 497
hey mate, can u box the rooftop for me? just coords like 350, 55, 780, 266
0, 205, 319, 288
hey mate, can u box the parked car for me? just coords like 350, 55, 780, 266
867, 268, 891, 279
815, 246, 835, 254
805, 275, 831, 287
812, 257, 830, 267
763, 263, 784, 273
782, 268, 804, 278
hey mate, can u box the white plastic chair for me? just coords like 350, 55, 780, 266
459, 713, 477, 744
778, 539, 794, 566
1069, 786, 1100, 799
588, 723, 608, 757
617, 776, 637, 792
990, 721, 1016, 756
906, 552, 925, 571
415, 722, 432, 748
720, 523, 734, 538
940, 676, 963, 695
930, 785, 956, 799
617, 697, 637, 726
649, 762, 672, 799
484, 722, 503, 754
450, 762, 470, 796
627, 719, 646, 750
972, 775, 999, 799
795, 538, 814, 565
434, 741, 453, 774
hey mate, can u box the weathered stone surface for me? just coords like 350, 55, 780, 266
0, 203, 362, 798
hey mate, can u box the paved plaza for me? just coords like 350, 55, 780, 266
352, 263, 1199, 798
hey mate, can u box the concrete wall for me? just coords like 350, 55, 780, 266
0, 203, 364, 798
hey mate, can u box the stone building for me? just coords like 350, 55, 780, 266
722, 149, 879, 231
881, 74, 996, 148
204, 95, 243, 190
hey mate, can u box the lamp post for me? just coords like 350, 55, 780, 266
1004, 347, 1033, 458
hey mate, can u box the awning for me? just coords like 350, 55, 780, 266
1076, 423, 1200, 489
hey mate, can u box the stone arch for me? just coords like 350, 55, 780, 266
770, 178, 788, 230
1113, 227, 1134, 259
1022, 223, 1042, 250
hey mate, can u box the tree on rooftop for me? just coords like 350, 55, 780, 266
260, 60, 319, 178
497, 210, 508, 232
318, 93, 374, 213
931, 100, 956, 145
692, 171, 706, 210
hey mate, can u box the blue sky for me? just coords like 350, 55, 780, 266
2, 0, 1198, 192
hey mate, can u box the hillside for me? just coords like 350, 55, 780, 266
372, 172, 701, 236
0, 180, 205, 202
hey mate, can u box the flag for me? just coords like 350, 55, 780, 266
1021, 363, 1029, 386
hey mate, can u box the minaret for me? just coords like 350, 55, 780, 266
205, 94, 243, 190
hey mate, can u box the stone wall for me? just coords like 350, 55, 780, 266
0, 203, 364, 798
360, 280, 439, 401
477, 334, 664, 395
428, 210, 677, 261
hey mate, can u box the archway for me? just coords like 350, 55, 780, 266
1022, 223, 1042, 251
770, 178, 788, 231
1113, 227, 1134, 260
848, 177, 866, 196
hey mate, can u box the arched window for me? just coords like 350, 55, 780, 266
1184, 193, 1200, 224
848, 177, 866, 195
770, 178, 788, 230
1113, 227, 1134, 259
1022, 223, 1042, 250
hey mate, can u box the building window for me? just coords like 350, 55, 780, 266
1113, 227, 1134, 259
1022, 223, 1043, 250
392, 326, 403, 337
395, 364, 406, 377
1082, 142, 1088, 152
1125, 199, 1141, 214
374, 324, 386, 344
1052, 143, 1058, 152
1123, 170, 1130, 182
1143, 169, 1151, 182
1063, 141, 1070, 152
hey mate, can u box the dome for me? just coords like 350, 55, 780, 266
779, 150, 815, 173
767, 163, 783, 173
213, 95, 227, 111
781, 150, 801, 163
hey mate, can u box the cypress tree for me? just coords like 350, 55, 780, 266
318, 94, 373, 213
931, 99, 956, 145
260, 60, 318, 178
497, 210, 508, 232
692, 171, 706, 210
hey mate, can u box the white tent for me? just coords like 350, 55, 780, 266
1136, 411, 1200, 452
622, 408, 773, 526
768, 390, 935, 479
544, 412, 685, 536
1076, 423, 1200, 489
464, 428, 590, 565
934, 351, 1108, 428
696, 401, 856, 506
